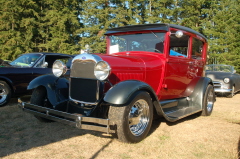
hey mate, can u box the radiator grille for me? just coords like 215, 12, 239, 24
70, 78, 99, 103
213, 81, 222, 89
70, 60, 96, 79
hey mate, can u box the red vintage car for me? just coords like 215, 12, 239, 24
19, 24, 215, 143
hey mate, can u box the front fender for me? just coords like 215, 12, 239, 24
103, 80, 156, 105
28, 75, 69, 106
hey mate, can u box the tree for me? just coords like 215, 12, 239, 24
0, 0, 38, 59
0, 0, 82, 60
203, 0, 240, 73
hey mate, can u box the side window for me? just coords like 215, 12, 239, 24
192, 38, 203, 59
35, 56, 71, 68
169, 32, 189, 58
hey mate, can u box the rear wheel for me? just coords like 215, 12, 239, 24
226, 86, 235, 98
30, 87, 53, 122
201, 85, 214, 116
109, 91, 153, 143
0, 80, 11, 107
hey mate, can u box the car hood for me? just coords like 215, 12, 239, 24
206, 71, 232, 81
98, 52, 164, 91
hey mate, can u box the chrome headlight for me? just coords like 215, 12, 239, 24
223, 78, 230, 84
94, 61, 111, 80
52, 60, 67, 77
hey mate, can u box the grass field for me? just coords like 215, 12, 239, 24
1, 94, 240, 159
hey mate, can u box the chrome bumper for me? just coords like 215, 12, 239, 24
214, 88, 232, 93
18, 99, 111, 133
213, 81, 232, 93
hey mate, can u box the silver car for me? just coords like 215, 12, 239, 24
206, 64, 240, 98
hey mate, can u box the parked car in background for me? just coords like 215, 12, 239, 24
19, 24, 215, 143
0, 52, 73, 106
205, 64, 240, 98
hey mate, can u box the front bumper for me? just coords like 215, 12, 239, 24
18, 99, 112, 133
214, 88, 232, 93
213, 81, 232, 93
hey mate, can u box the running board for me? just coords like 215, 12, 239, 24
160, 98, 202, 121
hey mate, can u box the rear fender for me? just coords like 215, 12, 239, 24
28, 75, 69, 106
189, 77, 215, 110
0, 76, 15, 95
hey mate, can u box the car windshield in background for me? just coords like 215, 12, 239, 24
10, 54, 41, 67
206, 65, 233, 73
109, 32, 166, 54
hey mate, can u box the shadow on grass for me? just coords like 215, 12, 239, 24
90, 139, 114, 159
0, 98, 114, 158
164, 113, 201, 126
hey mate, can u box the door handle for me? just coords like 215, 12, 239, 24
188, 61, 193, 65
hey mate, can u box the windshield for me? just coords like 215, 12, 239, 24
10, 54, 41, 67
109, 32, 166, 54
206, 65, 234, 73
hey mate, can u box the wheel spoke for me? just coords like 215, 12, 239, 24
0, 90, 7, 95
128, 99, 150, 136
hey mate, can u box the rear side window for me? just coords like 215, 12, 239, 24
191, 38, 203, 59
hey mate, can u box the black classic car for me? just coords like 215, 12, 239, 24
0, 52, 73, 106
206, 64, 240, 98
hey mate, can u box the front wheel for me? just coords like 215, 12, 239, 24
201, 85, 215, 116
0, 80, 11, 107
226, 86, 235, 98
109, 91, 153, 143
30, 87, 53, 122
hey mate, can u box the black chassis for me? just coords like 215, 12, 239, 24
18, 74, 214, 133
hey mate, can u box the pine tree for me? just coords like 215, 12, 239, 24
203, 0, 240, 72
36, 0, 82, 54
0, 0, 82, 60
0, 0, 38, 59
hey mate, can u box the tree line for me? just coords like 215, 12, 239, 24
0, 0, 239, 72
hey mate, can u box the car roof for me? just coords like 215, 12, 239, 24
105, 23, 207, 41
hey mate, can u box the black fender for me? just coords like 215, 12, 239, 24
28, 74, 69, 106
189, 77, 215, 110
103, 80, 158, 105
154, 77, 215, 122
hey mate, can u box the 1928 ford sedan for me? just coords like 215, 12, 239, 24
19, 24, 215, 143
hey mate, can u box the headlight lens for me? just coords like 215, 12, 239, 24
94, 61, 111, 80
223, 78, 230, 83
52, 60, 67, 77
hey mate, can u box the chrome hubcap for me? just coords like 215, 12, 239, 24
128, 99, 150, 136
0, 85, 7, 103
207, 88, 214, 112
